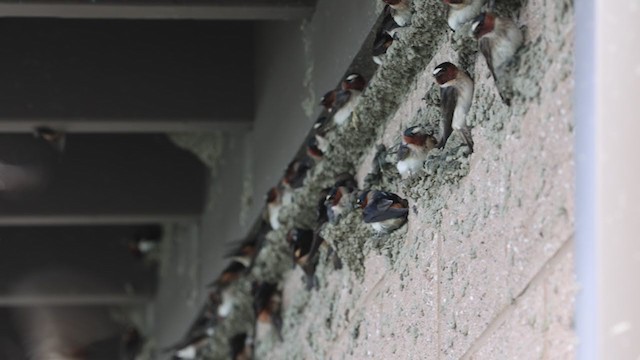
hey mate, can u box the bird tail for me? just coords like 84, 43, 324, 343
458, 127, 475, 153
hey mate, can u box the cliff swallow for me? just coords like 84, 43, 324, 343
472, 12, 523, 105
382, 0, 413, 27
326, 74, 367, 126
396, 126, 438, 178
442, 0, 485, 32
325, 186, 355, 224
266, 186, 283, 230
373, 31, 394, 65
34, 126, 66, 153
216, 286, 237, 319
433, 62, 475, 151
381, 7, 402, 37
320, 89, 337, 113
356, 190, 409, 233
316, 187, 332, 226
306, 136, 324, 162
325, 174, 358, 224
229, 333, 253, 360
282, 158, 311, 190
287, 228, 322, 289
253, 282, 283, 341
163, 333, 210, 359
207, 260, 247, 290
287, 228, 315, 266
121, 326, 143, 360
312, 116, 332, 153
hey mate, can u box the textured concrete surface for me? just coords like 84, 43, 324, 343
262, 0, 575, 358
153, 0, 576, 358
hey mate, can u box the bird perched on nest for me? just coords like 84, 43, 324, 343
433, 62, 475, 151
324, 174, 358, 225
356, 190, 409, 233
382, 0, 413, 27
253, 282, 283, 341
320, 73, 367, 126
265, 186, 284, 230
471, 11, 524, 105
396, 126, 438, 178
442, 0, 485, 32
287, 227, 323, 289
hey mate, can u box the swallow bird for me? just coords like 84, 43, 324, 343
325, 174, 358, 224
433, 62, 475, 151
266, 186, 283, 230
442, 0, 485, 32
229, 333, 253, 360
321, 74, 367, 126
312, 116, 332, 153
396, 126, 438, 178
282, 158, 311, 190
373, 31, 394, 65
253, 282, 283, 341
216, 287, 237, 319
316, 187, 332, 226
472, 12, 523, 105
356, 190, 409, 233
287, 228, 315, 267
382, 0, 413, 27
288, 227, 323, 289
306, 136, 324, 162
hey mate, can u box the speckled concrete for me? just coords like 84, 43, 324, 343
256, 0, 575, 358
159, 0, 576, 358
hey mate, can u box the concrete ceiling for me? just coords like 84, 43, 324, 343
0, 0, 316, 20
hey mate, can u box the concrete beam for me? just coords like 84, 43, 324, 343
0, 119, 252, 134
0, 3, 315, 20
0, 294, 151, 306
0, 214, 198, 226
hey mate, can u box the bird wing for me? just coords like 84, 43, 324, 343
439, 86, 457, 147
479, 37, 510, 105
479, 37, 497, 82
363, 198, 408, 223
333, 89, 353, 110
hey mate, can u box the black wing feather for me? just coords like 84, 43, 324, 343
479, 37, 510, 105
333, 89, 352, 110
439, 86, 457, 148
363, 197, 408, 223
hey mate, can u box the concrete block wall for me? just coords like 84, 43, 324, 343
258, 0, 576, 358
157, 0, 576, 357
